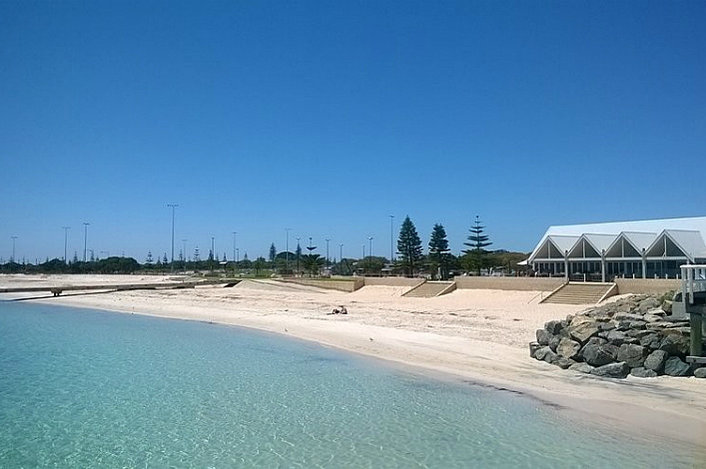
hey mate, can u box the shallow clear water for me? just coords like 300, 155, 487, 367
0, 302, 702, 468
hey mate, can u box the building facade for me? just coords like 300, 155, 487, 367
527, 216, 706, 281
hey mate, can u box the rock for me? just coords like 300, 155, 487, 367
623, 337, 640, 345
661, 300, 673, 314
643, 314, 663, 323
659, 333, 690, 357
630, 367, 658, 378
591, 362, 630, 379
617, 321, 631, 331
614, 312, 644, 322
529, 341, 541, 358
648, 307, 666, 317
544, 320, 563, 335
569, 362, 594, 374
598, 321, 616, 332
535, 346, 557, 363
548, 335, 561, 352
639, 334, 662, 351
694, 368, 706, 378
536, 329, 552, 346
552, 357, 574, 369
604, 330, 627, 345
663, 356, 690, 376
639, 297, 660, 313
556, 337, 581, 360
617, 344, 647, 368
644, 350, 668, 373
569, 318, 599, 344
584, 336, 608, 347
628, 320, 647, 330
581, 343, 616, 367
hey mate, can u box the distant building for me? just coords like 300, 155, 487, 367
527, 216, 706, 281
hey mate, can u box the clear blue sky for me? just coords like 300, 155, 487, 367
2, 1, 705, 263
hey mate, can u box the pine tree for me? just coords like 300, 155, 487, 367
428, 223, 451, 280
463, 215, 492, 276
397, 216, 423, 276
269, 243, 277, 262
193, 247, 200, 262
162, 253, 168, 264
146, 251, 153, 265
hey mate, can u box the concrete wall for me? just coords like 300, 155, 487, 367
453, 276, 565, 292
362, 277, 424, 287
615, 279, 679, 295
281, 278, 364, 292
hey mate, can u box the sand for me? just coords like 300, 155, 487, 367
2, 274, 705, 450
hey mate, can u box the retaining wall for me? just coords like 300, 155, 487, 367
281, 278, 364, 292
453, 276, 565, 292
615, 279, 679, 295
362, 277, 424, 287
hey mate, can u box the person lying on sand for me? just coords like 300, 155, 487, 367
327, 305, 348, 315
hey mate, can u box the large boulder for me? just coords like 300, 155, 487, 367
663, 357, 690, 377
661, 300, 673, 314
534, 346, 557, 364
644, 350, 668, 373
552, 357, 575, 369
617, 344, 647, 368
694, 368, 706, 378
591, 362, 630, 379
536, 329, 553, 346
639, 333, 662, 351
659, 333, 690, 357
529, 341, 541, 359
556, 337, 581, 360
569, 317, 600, 344
630, 367, 658, 378
548, 334, 561, 352
581, 343, 616, 367
604, 330, 628, 346
638, 297, 660, 313
568, 362, 594, 374
544, 320, 564, 335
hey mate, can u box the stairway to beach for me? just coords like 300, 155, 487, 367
540, 282, 616, 305
403, 281, 456, 298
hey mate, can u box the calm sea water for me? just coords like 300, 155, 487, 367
0, 302, 702, 468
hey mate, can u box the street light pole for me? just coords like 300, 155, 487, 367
83, 223, 90, 262
11, 236, 17, 263
368, 236, 373, 259
389, 215, 395, 263
325, 238, 330, 266
339, 244, 343, 263
62, 227, 70, 264
232, 232, 237, 262
285, 228, 291, 274
167, 204, 178, 270
182, 239, 188, 263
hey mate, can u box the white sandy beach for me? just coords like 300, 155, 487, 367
2, 274, 705, 451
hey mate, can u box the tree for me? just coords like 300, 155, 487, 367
463, 215, 492, 275
193, 247, 200, 262
269, 243, 277, 263
397, 216, 423, 276
146, 251, 153, 265
428, 223, 451, 280
300, 254, 324, 277
253, 256, 267, 276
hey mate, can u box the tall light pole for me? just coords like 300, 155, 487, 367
11, 236, 17, 263
167, 203, 178, 270
83, 223, 90, 262
182, 239, 188, 263
389, 215, 395, 263
325, 238, 330, 266
296, 237, 300, 274
362, 244, 366, 259
232, 232, 237, 262
285, 228, 291, 274
339, 243, 343, 262
62, 227, 70, 264
368, 236, 374, 259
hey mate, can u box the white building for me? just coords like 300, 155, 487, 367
527, 216, 706, 281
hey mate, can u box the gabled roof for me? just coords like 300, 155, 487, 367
529, 216, 706, 262
649, 229, 706, 259
529, 235, 579, 261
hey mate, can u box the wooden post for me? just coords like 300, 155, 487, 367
691, 311, 703, 357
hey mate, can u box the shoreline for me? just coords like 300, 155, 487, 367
2, 275, 705, 452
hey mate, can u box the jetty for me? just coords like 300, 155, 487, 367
0, 279, 239, 297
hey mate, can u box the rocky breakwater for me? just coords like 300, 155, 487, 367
530, 294, 706, 379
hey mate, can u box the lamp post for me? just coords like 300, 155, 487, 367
232, 232, 237, 262
62, 227, 70, 264
182, 239, 188, 264
325, 238, 330, 266
389, 215, 395, 262
296, 237, 301, 274
11, 236, 17, 263
339, 243, 343, 262
82, 223, 90, 262
368, 236, 373, 259
167, 204, 178, 271
285, 228, 291, 274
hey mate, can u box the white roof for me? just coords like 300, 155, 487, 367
529, 216, 706, 262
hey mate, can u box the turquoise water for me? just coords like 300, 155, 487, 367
0, 302, 702, 468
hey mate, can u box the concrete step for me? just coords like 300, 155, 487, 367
541, 282, 616, 305
403, 281, 456, 298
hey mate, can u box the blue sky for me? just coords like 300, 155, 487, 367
1, 1, 705, 263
